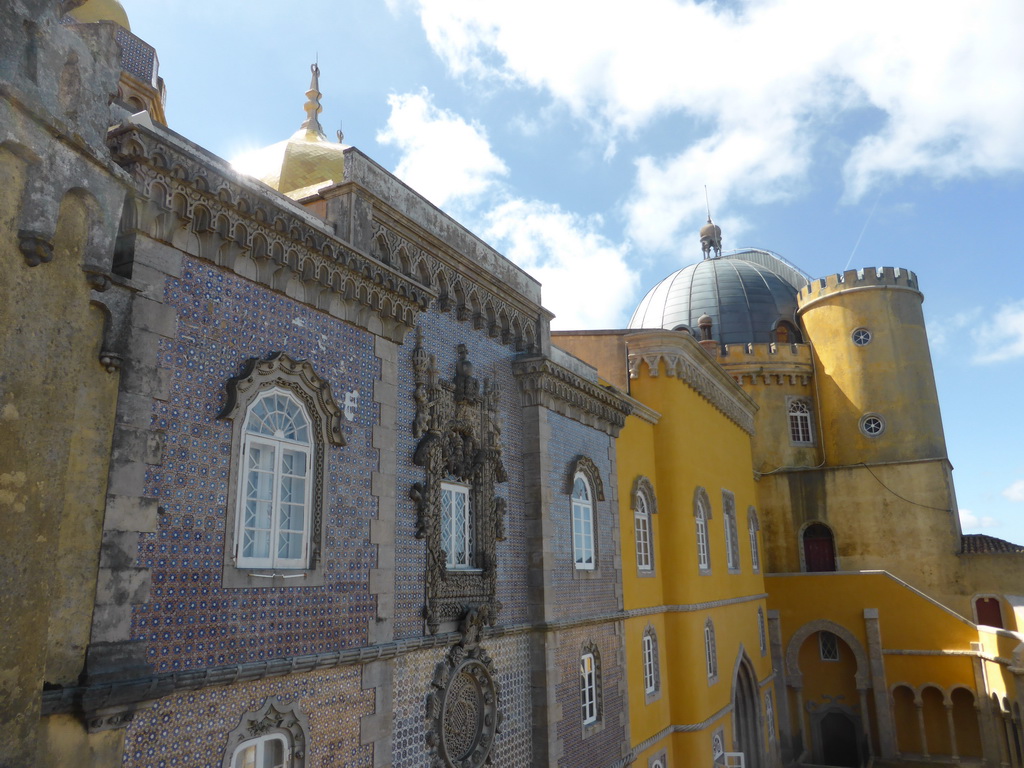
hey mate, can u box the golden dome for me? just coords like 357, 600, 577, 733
233, 64, 347, 199
66, 0, 131, 30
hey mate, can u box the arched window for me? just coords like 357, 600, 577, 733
634, 487, 653, 572
748, 508, 761, 572
705, 618, 718, 682
723, 491, 739, 573
695, 488, 711, 572
788, 399, 813, 444
232, 734, 289, 768
223, 697, 308, 768
220, 353, 344, 586
237, 388, 313, 569
803, 523, 837, 572
757, 607, 767, 656
572, 473, 595, 570
580, 643, 602, 726
642, 625, 660, 698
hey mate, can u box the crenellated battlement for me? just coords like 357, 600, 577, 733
719, 342, 813, 364
798, 266, 919, 306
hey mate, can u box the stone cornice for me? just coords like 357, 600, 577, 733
627, 330, 758, 435
512, 355, 632, 437
107, 123, 434, 343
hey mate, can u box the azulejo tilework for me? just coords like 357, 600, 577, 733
134, 257, 381, 671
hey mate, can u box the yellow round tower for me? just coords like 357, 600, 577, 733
797, 267, 947, 467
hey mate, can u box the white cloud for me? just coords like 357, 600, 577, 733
399, 0, 1024, 249
483, 200, 637, 329
379, 89, 640, 328
959, 508, 999, 530
376, 89, 508, 209
970, 302, 1024, 364
1004, 481, 1024, 503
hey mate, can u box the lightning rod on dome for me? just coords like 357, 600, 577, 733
300, 61, 326, 138
700, 186, 722, 260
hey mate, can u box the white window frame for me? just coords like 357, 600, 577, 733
235, 388, 313, 570
572, 473, 595, 570
634, 490, 652, 572
696, 493, 711, 572
231, 733, 290, 768
749, 509, 760, 573
581, 652, 598, 725
788, 398, 813, 444
643, 632, 657, 695
440, 481, 473, 569
705, 619, 718, 682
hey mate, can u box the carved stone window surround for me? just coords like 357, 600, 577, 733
219, 352, 344, 589
411, 331, 508, 634
222, 696, 310, 768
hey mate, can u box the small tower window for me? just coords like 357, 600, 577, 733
860, 414, 885, 437
852, 327, 872, 346
819, 630, 840, 661
788, 399, 813, 444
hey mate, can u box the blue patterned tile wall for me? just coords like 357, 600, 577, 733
545, 410, 620, 618
133, 256, 381, 671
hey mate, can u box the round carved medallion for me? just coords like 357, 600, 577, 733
427, 641, 501, 768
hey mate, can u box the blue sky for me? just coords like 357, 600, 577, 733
119, 0, 1024, 542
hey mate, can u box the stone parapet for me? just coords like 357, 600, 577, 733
798, 266, 920, 310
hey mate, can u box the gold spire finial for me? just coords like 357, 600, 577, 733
300, 62, 326, 137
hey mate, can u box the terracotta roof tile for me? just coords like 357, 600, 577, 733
961, 533, 1024, 554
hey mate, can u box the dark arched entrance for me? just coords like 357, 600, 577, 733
820, 710, 860, 767
733, 655, 763, 768
803, 523, 836, 572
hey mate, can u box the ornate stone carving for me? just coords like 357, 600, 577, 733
222, 697, 310, 768
425, 608, 502, 768
371, 221, 542, 353
512, 356, 632, 438
412, 331, 507, 633
18, 229, 53, 266
568, 455, 605, 500
107, 126, 432, 344
219, 353, 345, 574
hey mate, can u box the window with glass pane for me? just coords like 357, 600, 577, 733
725, 508, 738, 571
580, 653, 597, 724
237, 389, 312, 569
705, 620, 718, 680
441, 482, 471, 568
789, 399, 813, 444
819, 630, 839, 661
232, 734, 288, 768
643, 632, 657, 694
696, 502, 710, 571
635, 492, 652, 571
749, 511, 760, 572
572, 475, 595, 569
758, 608, 767, 655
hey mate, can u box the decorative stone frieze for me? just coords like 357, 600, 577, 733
425, 608, 503, 768
370, 221, 541, 353
411, 331, 508, 634
512, 356, 631, 437
106, 124, 432, 343
626, 331, 757, 435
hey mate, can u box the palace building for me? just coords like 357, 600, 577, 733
3, 3, 1024, 767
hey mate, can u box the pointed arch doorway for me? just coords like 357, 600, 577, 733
733, 653, 763, 768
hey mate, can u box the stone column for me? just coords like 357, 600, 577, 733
864, 608, 897, 757
915, 694, 929, 758
858, 688, 873, 757
768, 611, 795, 764
794, 687, 809, 761
945, 702, 960, 761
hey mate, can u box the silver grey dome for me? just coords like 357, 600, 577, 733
629, 252, 803, 345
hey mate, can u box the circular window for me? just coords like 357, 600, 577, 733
860, 414, 885, 437
852, 328, 872, 346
